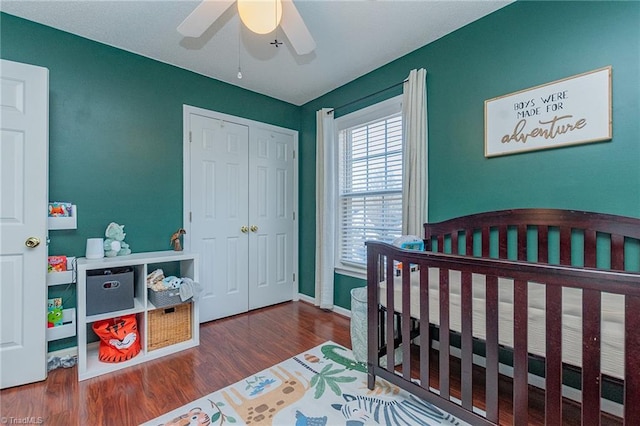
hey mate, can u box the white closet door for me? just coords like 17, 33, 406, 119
0, 60, 48, 388
248, 128, 295, 310
189, 114, 250, 322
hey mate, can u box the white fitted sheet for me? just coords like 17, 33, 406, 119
379, 268, 625, 379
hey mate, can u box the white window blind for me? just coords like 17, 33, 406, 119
338, 112, 403, 267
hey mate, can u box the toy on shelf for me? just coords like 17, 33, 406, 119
103, 222, 131, 257
47, 297, 63, 327
170, 228, 186, 251
48, 202, 73, 217
48, 255, 67, 272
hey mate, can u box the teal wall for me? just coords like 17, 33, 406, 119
299, 1, 640, 307
0, 13, 300, 350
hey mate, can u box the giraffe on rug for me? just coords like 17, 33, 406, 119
221, 366, 309, 424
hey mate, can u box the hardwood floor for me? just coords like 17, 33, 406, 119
0, 301, 624, 425
0, 301, 351, 426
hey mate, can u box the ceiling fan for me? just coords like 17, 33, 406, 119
177, 0, 316, 55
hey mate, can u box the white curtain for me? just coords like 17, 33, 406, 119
315, 108, 336, 309
401, 68, 428, 236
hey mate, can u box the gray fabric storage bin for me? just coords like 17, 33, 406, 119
86, 267, 134, 316
350, 286, 402, 365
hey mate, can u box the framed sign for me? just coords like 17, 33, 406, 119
484, 66, 612, 158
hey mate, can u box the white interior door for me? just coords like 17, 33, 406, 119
188, 113, 250, 322
248, 128, 295, 309
0, 59, 49, 388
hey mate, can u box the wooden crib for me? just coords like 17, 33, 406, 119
366, 209, 640, 425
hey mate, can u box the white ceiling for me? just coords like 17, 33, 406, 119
1, 0, 512, 105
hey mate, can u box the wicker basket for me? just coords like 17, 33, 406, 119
147, 303, 192, 351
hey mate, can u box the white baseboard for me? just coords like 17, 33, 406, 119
333, 305, 351, 318
297, 293, 315, 305
296, 293, 351, 318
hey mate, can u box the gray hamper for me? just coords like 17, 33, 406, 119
350, 287, 402, 365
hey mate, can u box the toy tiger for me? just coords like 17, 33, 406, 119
91, 314, 141, 363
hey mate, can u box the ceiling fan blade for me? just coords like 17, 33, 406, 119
280, 0, 316, 55
177, 0, 235, 38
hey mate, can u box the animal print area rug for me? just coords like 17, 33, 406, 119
142, 342, 466, 426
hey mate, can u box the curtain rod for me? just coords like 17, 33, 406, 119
327, 78, 408, 115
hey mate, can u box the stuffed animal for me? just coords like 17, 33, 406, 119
162, 276, 182, 289
146, 269, 166, 291
103, 222, 132, 257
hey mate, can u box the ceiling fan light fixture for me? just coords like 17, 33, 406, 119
237, 0, 283, 34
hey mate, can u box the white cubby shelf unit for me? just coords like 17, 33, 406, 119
76, 251, 199, 381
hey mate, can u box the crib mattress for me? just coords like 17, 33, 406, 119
379, 268, 625, 379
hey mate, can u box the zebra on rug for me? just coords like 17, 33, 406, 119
332, 393, 461, 425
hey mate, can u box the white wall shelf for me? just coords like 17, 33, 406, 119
76, 250, 199, 381
48, 204, 77, 230
46, 202, 77, 346
47, 270, 74, 287
46, 308, 76, 341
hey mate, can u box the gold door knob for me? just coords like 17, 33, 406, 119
240, 226, 249, 233
250, 225, 258, 233
25, 237, 41, 248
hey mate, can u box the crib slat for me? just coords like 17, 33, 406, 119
513, 279, 529, 425
461, 270, 473, 410
538, 225, 549, 263
518, 224, 527, 261
625, 295, 640, 424
452, 230, 459, 255
466, 229, 473, 256
439, 268, 451, 400
401, 262, 411, 378
545, 285, 563, 425
585, 229, 597, 268
582, 289, 601, 425
499, 225, 508, 259
485, 275, 499, 423
559, 226, 572, 265
367, 251, 380, 390
386, 258, 396, 372
611, 234, 624, 270
419, 265, 430, 389
482, 227, 490, 258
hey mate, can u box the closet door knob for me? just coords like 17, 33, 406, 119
250, 225, 258, 233
240, 226, 249, 233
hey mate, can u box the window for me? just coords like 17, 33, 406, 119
336, 97, 403, 271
